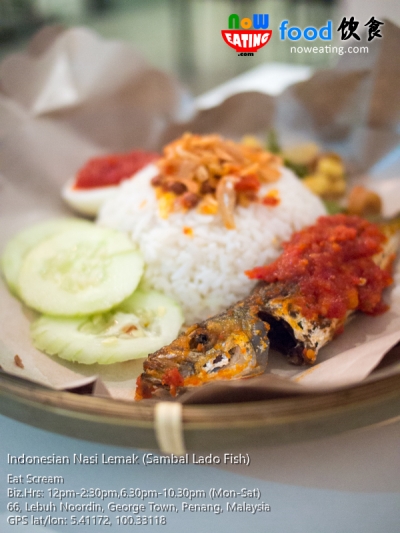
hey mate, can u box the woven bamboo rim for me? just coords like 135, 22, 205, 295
0, 370, 400, 450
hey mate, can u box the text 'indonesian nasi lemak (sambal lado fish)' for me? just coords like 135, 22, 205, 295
136, 214, 398, 399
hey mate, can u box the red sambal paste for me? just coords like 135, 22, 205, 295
161, 368, 184, 397
135, 368, 184, 400
74, 150, 159, 189
246, 214, 394, 320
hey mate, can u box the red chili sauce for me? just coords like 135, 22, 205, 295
234, 175, 260, 193
74, 150, 159, 189
135, 376, 151, 401
135, 368, 184, 400
246, 214, 393, 320
161, 368, 184, 397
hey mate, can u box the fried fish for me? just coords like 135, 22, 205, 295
135, 301, 270, 399
135, 215, 398, 399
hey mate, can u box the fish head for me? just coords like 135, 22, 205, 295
137, 303, 270, 398
183, 307, 270, 383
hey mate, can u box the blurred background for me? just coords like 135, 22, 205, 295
0, 0, 399, 95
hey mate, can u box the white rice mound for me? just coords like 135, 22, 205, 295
98, 164, 326, 324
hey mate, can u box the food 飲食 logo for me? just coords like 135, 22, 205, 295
221, 14, 272, 54
279, 16, 384, 42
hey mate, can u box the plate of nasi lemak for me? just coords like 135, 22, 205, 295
2, 23, 400, 452
2, 130, 400, 452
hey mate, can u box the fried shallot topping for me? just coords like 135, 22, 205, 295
152, 133, 282, 228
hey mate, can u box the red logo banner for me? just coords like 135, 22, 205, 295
221, 30, 272, 52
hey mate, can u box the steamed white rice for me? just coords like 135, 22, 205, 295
98, 164, 326, 323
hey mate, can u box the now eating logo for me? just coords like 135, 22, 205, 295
221, 14, 272, 53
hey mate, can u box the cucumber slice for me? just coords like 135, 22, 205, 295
31, 289, 184, 364
18, 225, 144, 316
1, 218, 92, 295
